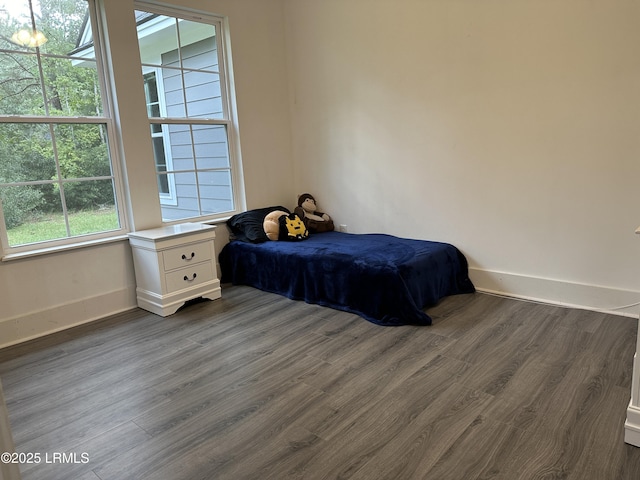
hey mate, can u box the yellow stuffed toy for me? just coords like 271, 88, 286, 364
263, 210, 309, 241
281, 213, 309, 240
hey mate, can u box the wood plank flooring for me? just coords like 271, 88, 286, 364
1, 285, 640, 479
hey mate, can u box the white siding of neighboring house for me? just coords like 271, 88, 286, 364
160, 37, 234, 220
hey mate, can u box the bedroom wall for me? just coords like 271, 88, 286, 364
2, 0, 639, 348
0, 0, 293, 348
284, 0, 640, 316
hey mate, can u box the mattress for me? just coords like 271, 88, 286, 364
219, 231, 475, 326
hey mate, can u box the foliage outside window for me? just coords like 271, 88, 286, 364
0, 0, 124, 254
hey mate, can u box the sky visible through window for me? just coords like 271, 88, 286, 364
0, 1, 38, 21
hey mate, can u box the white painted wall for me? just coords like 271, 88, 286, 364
0, 0, 293, 348
284, 0, 640, 314
2, 0, 639, 347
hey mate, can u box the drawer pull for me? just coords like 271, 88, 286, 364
181, 252, 196, 261
183, 273, 197, 282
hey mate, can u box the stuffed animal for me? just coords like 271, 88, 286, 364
279, 212, 309, 241
263, 210, 289, 241
294, 193, 334, 233
263, 210, 309, 241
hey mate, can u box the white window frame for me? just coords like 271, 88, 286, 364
143, 68, 177, 206
134, 0, 244, 224
0, 0, 128, 259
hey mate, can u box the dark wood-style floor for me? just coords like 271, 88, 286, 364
1, 286, 640, 479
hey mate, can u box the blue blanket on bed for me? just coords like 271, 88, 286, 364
219, 231, 475, 326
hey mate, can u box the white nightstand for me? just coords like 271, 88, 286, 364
128, 223, 221, 316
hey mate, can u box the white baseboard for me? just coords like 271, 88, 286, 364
2, 269, 637, 349
469, 268, 640, 318
626, 402, 640, 446
0, 288, 137, 349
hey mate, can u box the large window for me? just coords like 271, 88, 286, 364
0, 0, 243, 257
0, 0, 125, 255
134, 3, 241, 222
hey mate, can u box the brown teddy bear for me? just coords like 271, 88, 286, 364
294, 193, 334, 233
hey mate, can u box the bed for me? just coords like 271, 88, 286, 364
219, 208, 474, 326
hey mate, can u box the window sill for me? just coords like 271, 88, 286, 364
1, 234, 130, 262
0, 217, 232, 262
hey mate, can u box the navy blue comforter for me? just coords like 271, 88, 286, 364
219, 231, 475, 326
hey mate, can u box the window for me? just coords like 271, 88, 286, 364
0, 0, 125, 255
143, 71, 175, 201
0, 0, 243, 256
134, 2, 242, 222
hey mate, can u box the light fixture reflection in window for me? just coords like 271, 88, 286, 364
11, 28, 47, 48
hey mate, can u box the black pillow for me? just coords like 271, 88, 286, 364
227, 206, 290, 243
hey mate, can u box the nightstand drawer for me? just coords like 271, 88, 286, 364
165, 262, 215, 293
129, 223, 221, 316
162, 241, 213, 271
